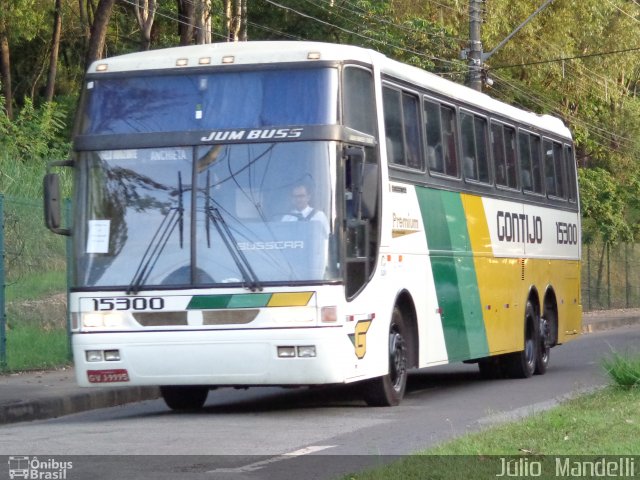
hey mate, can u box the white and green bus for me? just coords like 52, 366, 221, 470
45, 41, 581, 409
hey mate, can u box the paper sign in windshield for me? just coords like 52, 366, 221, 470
87, 219, 111, 253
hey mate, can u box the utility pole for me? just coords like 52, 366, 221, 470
467, 0, 484, 92
464, 0, 556, 92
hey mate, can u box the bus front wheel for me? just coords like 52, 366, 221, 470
160, 386, 209, 411
363, 307, 408, 407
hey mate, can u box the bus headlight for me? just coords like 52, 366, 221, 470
82, 312, 127, 329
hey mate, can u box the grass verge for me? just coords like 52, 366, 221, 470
344, 384, 639, 479
5, 324, 69, 371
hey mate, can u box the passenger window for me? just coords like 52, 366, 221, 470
543, 140, 556, 196
383, 86, 423, 170
441, 105, 459, 177
424, 100, 458, 177
493, 123, 517, 189
519, 132, 532, 191
460, 112, 490, 183
504, 126, 517, 188
402, 92, 423, 170
553, 142, 566, 198
424, 100, 444, 173
565, 145, 577, 202
544, 139, 566, 198
343, 67, 376, 135
383, 87, 405, 166
530, 135, 543, 194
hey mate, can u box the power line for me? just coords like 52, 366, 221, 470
490, 46, 640, 70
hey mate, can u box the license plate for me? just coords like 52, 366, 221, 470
87, 369, 130, 383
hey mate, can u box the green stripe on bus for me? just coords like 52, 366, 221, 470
187, 294, 271, 310
416, 187, 489, 361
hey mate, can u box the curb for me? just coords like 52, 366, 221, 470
581, 315, 640, 334
0, 387, 159, 425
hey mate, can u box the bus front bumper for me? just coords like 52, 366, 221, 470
72, 326, 353, 387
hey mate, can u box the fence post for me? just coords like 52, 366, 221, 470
625, 243, 630, 309
587, 243, 591, 311
65, 198, 72, 360
0, 194, 6, 369
607, 242, 611, 309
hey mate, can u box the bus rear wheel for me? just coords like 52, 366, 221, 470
504, 301, 538, 379
363, 307, 408, 407
160, 386, 209, 411
535, 310, 552, 375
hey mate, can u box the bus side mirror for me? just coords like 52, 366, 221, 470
44, 172, 70, 236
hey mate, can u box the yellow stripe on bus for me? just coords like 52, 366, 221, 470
267, 292, 314, 307
461, 194, 522, 355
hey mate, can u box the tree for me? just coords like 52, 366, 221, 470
44, 0, 63, 102
134, 0, 157, 51
85, 0, 117, 67
0, 12, 12, 119
225, 0, 246, 42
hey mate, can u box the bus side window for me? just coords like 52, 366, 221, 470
530, 134, 543, 194
441, 106, 459, 177
424, 99, 444, 173
402, 92, 423, 170
492, 123, 507, 187
553, 141, 566, 199
383, 87, 406, 166
461, 111, 490, 183
543, 139, 566, 198
343, 67, 376, 136
565, 144, 577, 202
504, 126, 517, 188
519, 132, 533, 191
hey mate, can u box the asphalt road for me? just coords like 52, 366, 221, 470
1, 325, 639, 480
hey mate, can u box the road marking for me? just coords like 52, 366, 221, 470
207, 445, 335, 473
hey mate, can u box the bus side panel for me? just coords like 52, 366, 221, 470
461, 194, 524, 355
416, 187, 489, 362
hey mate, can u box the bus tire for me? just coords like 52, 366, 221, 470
363, 307, 408, 407
535, 311, 552, 375
505, 301, 538, 379
160, 386, 209, 411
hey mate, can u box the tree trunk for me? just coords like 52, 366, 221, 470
177, 0, 195, 45
45, 0, 63, 102
0, 15, 12, 119
85, 0, 116, 68
195, 0, 211, 44
134, 0, 156, 51
225, 0, 246, 42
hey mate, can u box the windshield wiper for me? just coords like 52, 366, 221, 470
205, 171, 262, 292
127, 173, 185, 294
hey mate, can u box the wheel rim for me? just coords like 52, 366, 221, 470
524, 307, 536, 372
389, 329, 407, 392
525, 336, 535, 370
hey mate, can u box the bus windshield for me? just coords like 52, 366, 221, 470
79, 67, 338, 135
75, 142, 338, 289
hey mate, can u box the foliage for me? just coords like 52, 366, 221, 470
603, 350, 640, 389
1, 0, 640, 246
578, 168, 632, 244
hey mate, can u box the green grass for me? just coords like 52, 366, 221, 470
5, 324, 69, 371
603, 351, 640, 388
343, 387, 640, 480
5, 270, 67, 302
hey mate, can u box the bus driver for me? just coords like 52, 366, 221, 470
281, 184, 329, 234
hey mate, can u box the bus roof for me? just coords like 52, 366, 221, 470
88, 41, 571, 139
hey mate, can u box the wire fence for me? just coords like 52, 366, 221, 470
582, 242, 640, 311
0, 193, 638, 369
0, 194, 70, 371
